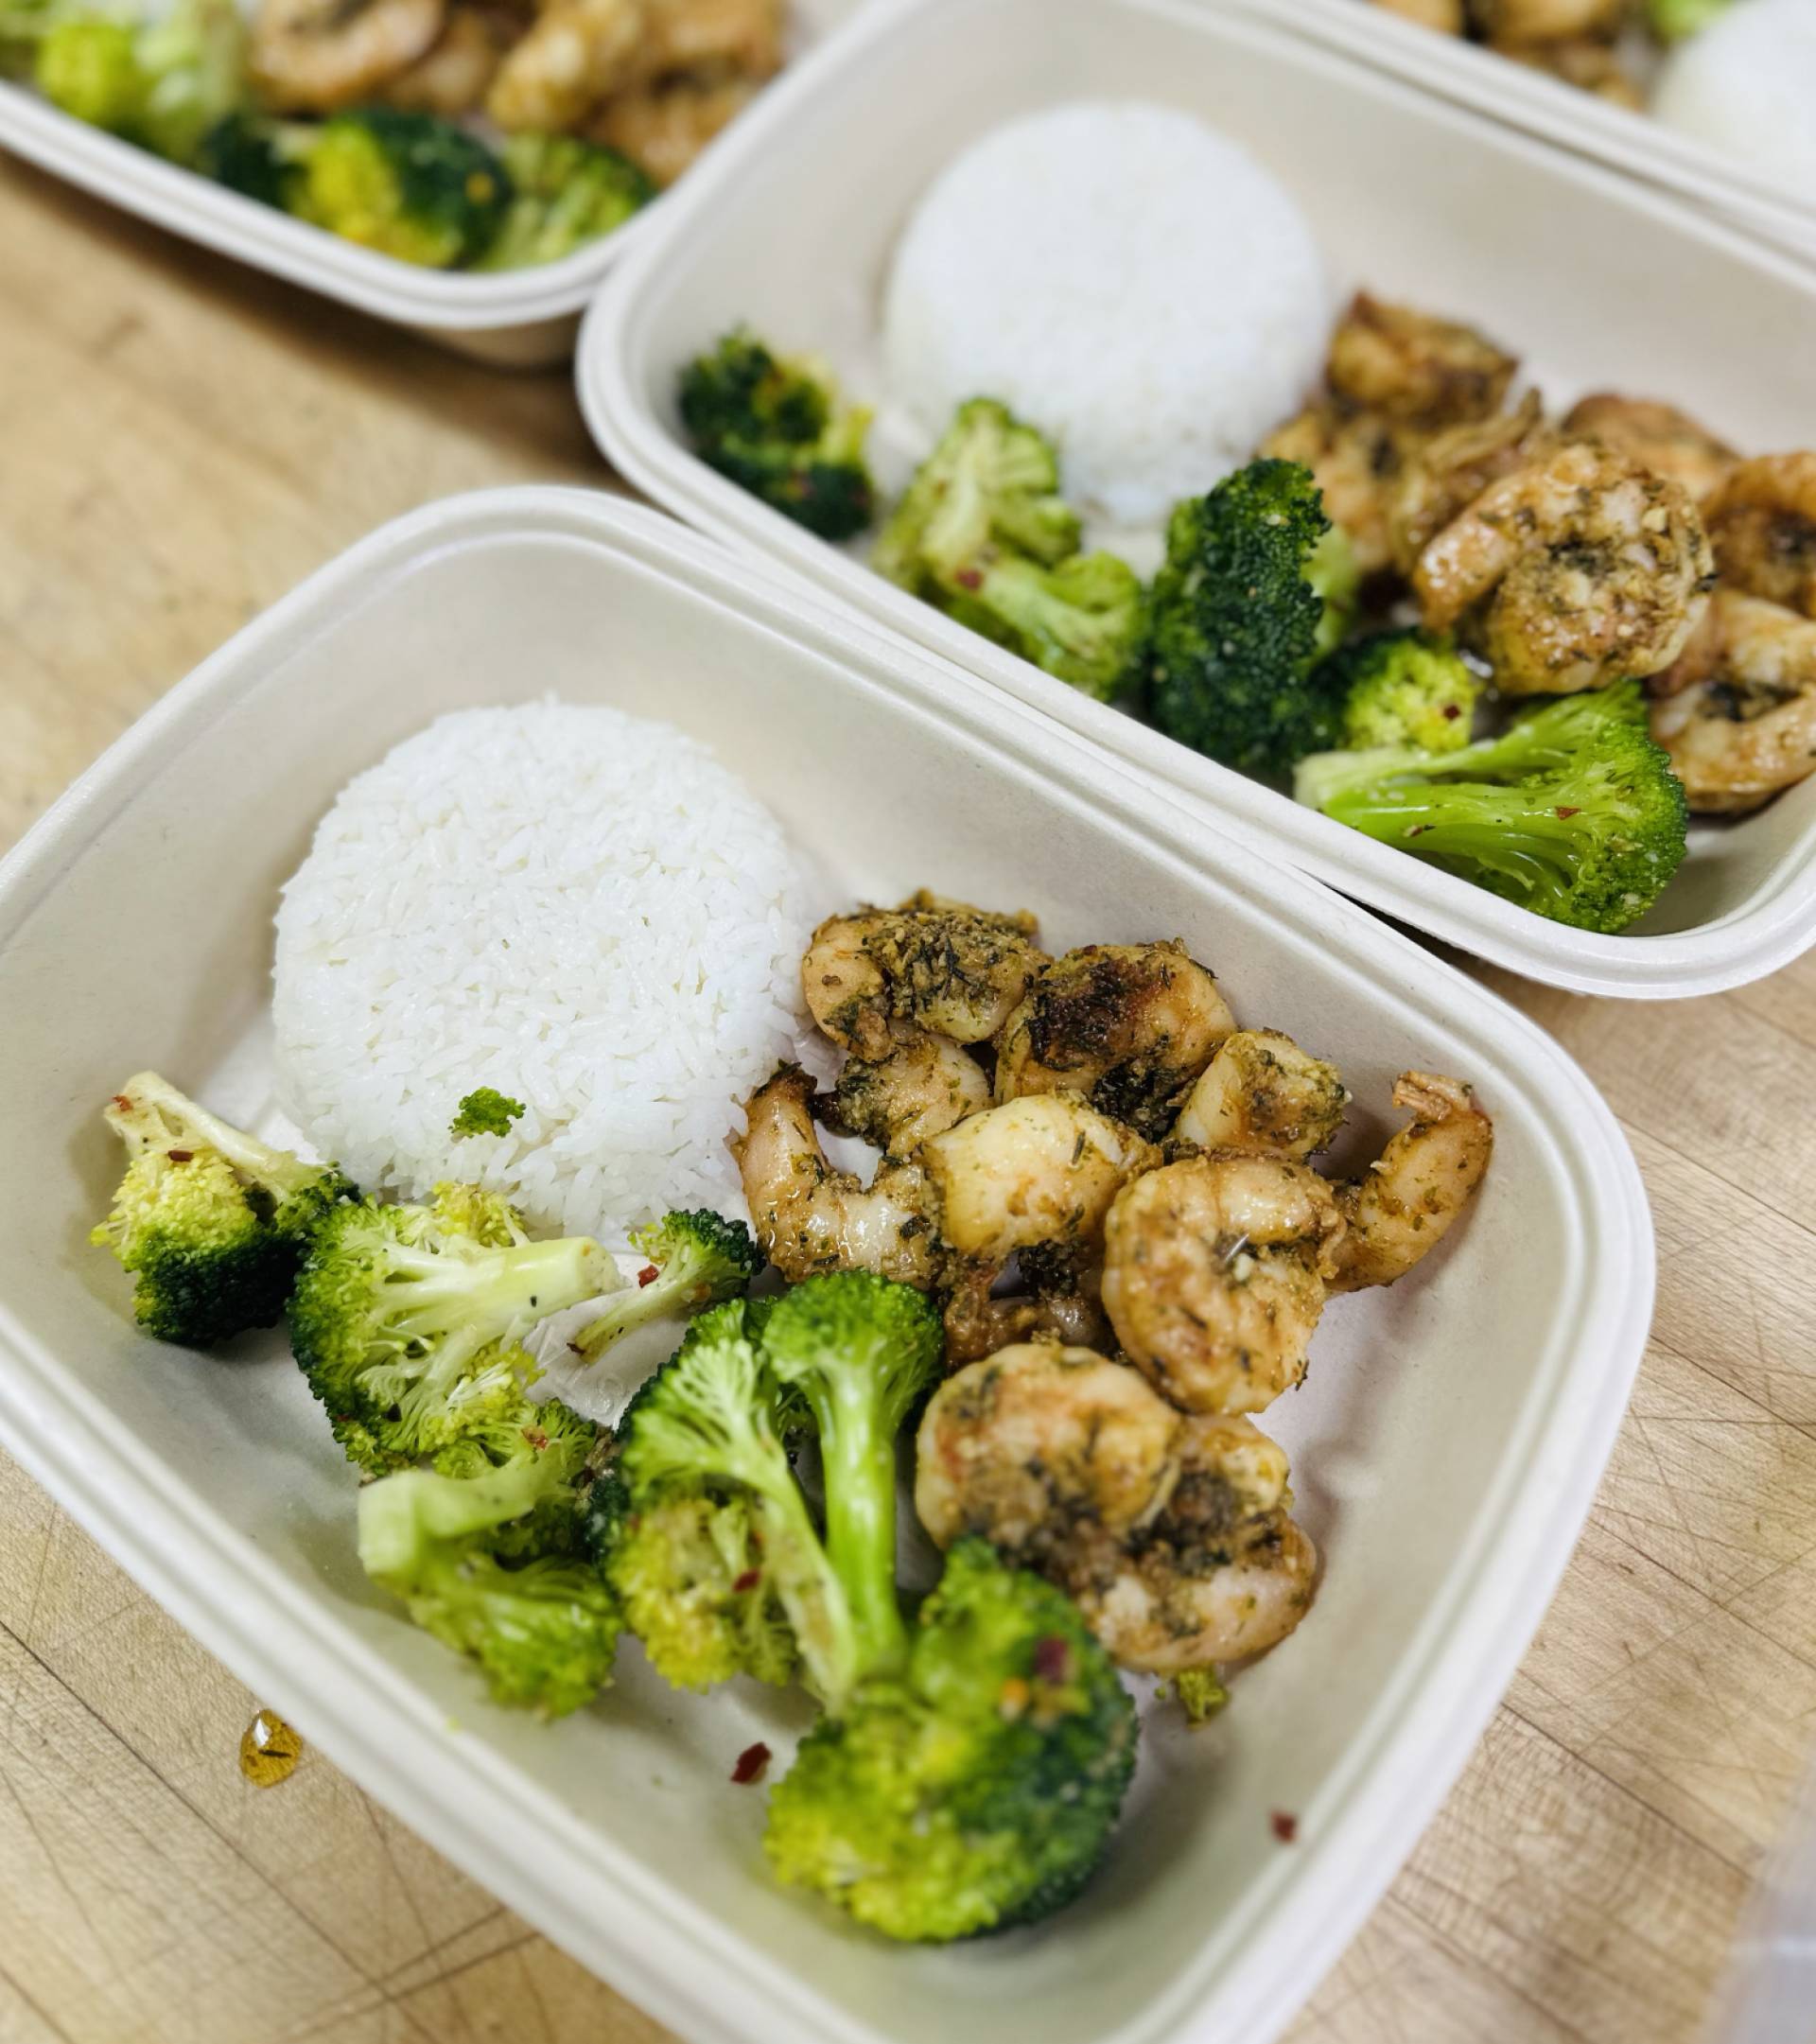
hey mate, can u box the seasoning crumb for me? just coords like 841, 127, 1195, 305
732, 1741, 772, 1785
238, 1708, 303, 1788
1270, 1809, 1299, 1843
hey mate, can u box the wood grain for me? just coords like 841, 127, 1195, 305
2, 148, 1813, 2044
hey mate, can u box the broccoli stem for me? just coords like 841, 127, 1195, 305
1323, 781, 1588, 901
812, 1371, 910, 1681
358, 1456, 557, 1581
111, 1071, 320, 1199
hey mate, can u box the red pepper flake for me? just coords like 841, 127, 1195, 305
637, 1265, 660, 1288
731, 1741, 771, 1785
1442, 703, 1461, 721
732, 1568, 760, 1593
1270, 1810, 1299, 1843
166, 1149, 193, 1163
112, 1095, 133, 1111
1555, 806, 1580, 819
520, 1425, 550, 1453
1032, 1636, 1072, 1683
954, 568, 984, 591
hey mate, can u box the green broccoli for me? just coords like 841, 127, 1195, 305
33, 0, 246, 163
764, 1537, 1138, 1942
603, 1272, 1133, 1938
678, 328, 875, 541
1315, 628, 1481, 754
195, 108, 306, 207
1146, 459, 1361, 778
944, 549, 1147, 702
288, 1195, 614, 1475
473, 131, 654, 271
1647, 0, 1734, 40
449, 1087, 525, 1140
291, 108, 510, 269
358, 1435, 620, 1717
1293, 680, 1688, 935
91, 1072, 355, 1346
570, 1209, 760, 1362
1167, 1668, 1230, 1725
875, 398, 1081, 590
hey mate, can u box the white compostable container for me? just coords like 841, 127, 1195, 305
0, 490, 1652, 2044
0, 0, 855, 366
579, 0, 1816, 997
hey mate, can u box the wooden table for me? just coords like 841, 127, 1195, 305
4, 151, 1814, 2044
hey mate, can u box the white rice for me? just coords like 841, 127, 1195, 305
1652, 0, 1816, 195
271, 702, 812, 1244
882, 101, 1330, 528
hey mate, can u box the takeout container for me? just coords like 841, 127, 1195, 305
1232, 0, 1816, 269
0, 0, 856, 366
578, 0, 1816, 999
0, 488, 1651, 2044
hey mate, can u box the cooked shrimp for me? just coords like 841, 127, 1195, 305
920, 1093, 1158, 1265
251, 0, 445, 112
1650, 591, 1816, 815
1471, 0, 1626, 41
1498, 36, 1644, 107
384, 4, 513, 111
730, 1064, 937, 1288
1329, 1072, 1493, 1292
825, 1025, 990, 1159
993, 940, 1235, 1140
1563, 394, 1737, 504
1415, 439, 1715, 692
1175, 1030, 1348, 1161
1065, 1415, 1318, 1674
1386, 391, 1550, 577
915, 1346, 1182, 1555
938, 1276, 1112, 1366
1326, 292, 1519, 430
803, 895, 1045, 1058
1703, 455, 1816, 619
1370, 0, 1465, 28
486, 0, 643, 131
1100, 1154, 1345, 1416
1262, 402, 1413, 579
636, 0, 780, 79
588, 69, 757, 184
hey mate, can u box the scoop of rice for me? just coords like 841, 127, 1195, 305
271, 703, 812, 1243
882, 101, 1330, 528
1651, 0, 1816, 195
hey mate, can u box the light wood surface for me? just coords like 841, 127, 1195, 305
3, 151, 1812, 2044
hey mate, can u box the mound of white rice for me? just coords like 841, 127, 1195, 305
271, 703, 812, 1243
1652, 0, 1816, 195
882, 101, 1330, 528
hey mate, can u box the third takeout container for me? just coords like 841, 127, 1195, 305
0, 489, 1651, 2044
0, 0, 856, 367
578, 0, 1816, 999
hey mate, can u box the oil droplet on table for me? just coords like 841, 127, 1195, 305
238, 1708, 303, 1788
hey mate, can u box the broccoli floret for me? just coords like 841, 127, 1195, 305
945, 550, 1147, 703
1293, 680, 1688, 935
288, 1197, 613, 1475
35, 0, 246, 162
358, 1441, 619, 1716
195, 108, 307, 207
678, 328, 876, 541
449, 1087, 525, 1140
291, 108, 510, 268
1167, 1668, 1230, 1725
1647, 0, 1733, 39
875, 398, 1082, 591
571, 1209, 760, 1362
764, 1538, 1137, 1942
91, 1072, 354, 1346
1147, 459, 1362, 778
473, 131, 654, 270
1316, 628, 1481, 754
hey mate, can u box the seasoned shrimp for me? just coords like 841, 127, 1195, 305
588, 69, 757, 183
1329, 1072, 1493, 1292
915, 1346, 1182, 1555
803, 894, 1046, 1057
1650, 591, 1816, 815
385, 4, 513, 112
1563, 394, 1737, 504
993, 939, 1235, 1139
1262, 402, 1412, 578
486, 0, 643, 131
635, 0, 780, 79
1100, 1154, 1345, 1416
730, 1064, 937, 1288
1386, 391, 1550, 577
1065, 1415, 1318, 1674
1326, 292, 1519, 429
1499, 36, 1643, 106
251, 0, 445, 112
825, 1025, 990, 1159
1175, 1030, 1348, 1161
1471, 0, 1626, 41
1703, 455, 1816, 619
1415, 439, 1715, 692
938, 1275, 1111, 1366
1370, 0, 1465, 27
920, 1093, 1158, 1265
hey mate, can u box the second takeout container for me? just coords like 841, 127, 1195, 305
0, 489, 1651, 2044
579, 0, 1816, 999
0, 0, 857, 367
